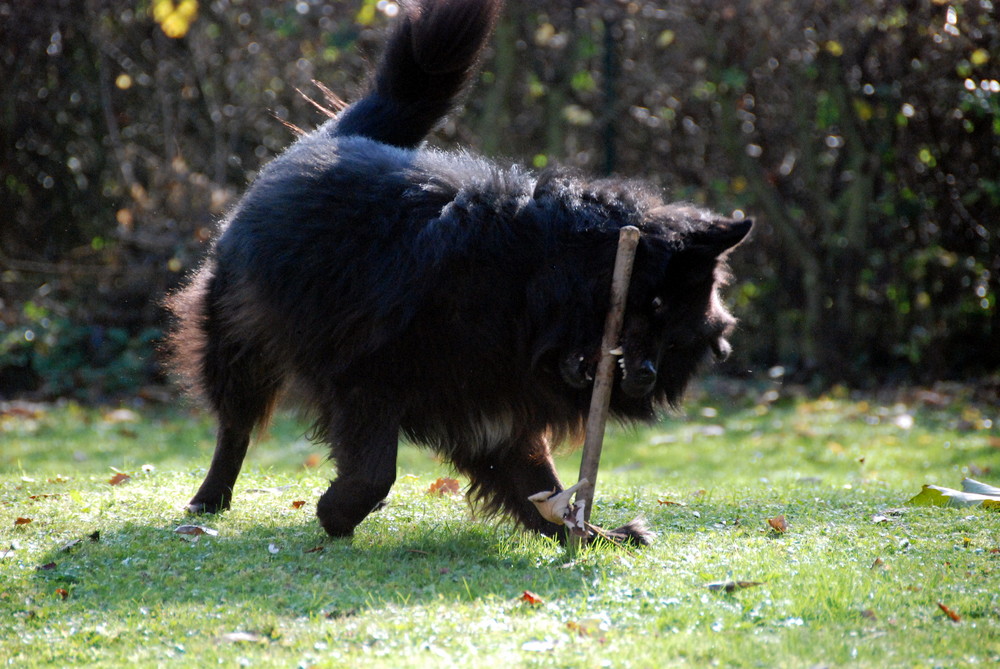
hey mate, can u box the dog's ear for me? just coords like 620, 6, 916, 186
685, 218, 752, 258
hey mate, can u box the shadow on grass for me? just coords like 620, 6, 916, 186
30, 514, 594, 620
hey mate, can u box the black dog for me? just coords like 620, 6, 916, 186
166, 0, 750, 545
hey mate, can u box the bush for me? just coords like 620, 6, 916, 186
1, 0, 997, 394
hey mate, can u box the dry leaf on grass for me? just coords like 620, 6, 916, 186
937, 602, 961, 622
908, 478, 1000, 509
290, 500, 306, 509
767, 514, 788, 533
520, 590, 544, 605
108, 472, 131, 486
174, 524, 218, 537
59, 539, 82, 553
527, 480, 588, 536
427, 477, 461, 495
14, 517, 32, 527
55, 588, 69, 600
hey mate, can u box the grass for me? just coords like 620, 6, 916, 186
2, 382, 998, 667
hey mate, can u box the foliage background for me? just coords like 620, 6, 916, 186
1, 0, 998, 400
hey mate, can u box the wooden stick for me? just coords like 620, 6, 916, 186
573, 225, 641, 540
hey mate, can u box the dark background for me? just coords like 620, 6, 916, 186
1, 0, 998, 401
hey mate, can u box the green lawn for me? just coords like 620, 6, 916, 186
2, 383, 998, 667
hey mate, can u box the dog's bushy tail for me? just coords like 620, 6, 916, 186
331, 0, 502, 147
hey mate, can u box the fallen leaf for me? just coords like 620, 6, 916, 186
861, 608, 877, 621
427, 477, 461, 495
908, 482, 1000, 509
527, 480, 588, 535
767, 515, 788, 533
304, 546, 324, 554
14, 517, 32, 527
657, 499, 687, 506
303, 454, 323, 468
55, 588, 69, 600
706, 580, 763, 593
59, 539, 82, 553
521, 590, 544, 605
173, 524, 218, 537
290, 500, 306, 509
961, 478, 1000, 496
937, 602, 961, 622
108, 472, 131, 486
871, 557, 886, 569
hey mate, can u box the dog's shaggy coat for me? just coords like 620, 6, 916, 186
167, 0, 751, 544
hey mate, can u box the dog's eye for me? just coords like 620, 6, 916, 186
651, 296, 663, 309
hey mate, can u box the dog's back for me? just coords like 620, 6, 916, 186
168, 0, 503, 406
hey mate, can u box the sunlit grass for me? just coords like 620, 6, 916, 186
2, 383, 998, 667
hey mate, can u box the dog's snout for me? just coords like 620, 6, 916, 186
712, 338, 732, 361
634, 359, 657, 385
621, 358, 657, 398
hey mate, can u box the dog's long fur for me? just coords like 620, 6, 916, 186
166, 0, 751, 545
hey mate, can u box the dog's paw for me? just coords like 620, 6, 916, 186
186, 498, 230, 514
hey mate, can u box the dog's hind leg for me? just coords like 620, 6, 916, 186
187, 343, 281, 513
315, 395, 401, 537
186, 282, 282, 513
